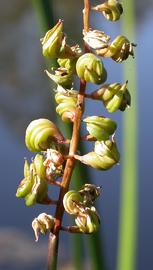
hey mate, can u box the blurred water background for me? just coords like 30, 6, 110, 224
0, 0, 153, 269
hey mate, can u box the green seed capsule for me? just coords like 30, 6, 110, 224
25, 118, 64, 152
16, 160, 33, 198
16, 176, 33, 198
41, 20, 63, 58
55, 91, 77, 122
75, 139, 120, 170
33, 154, 46, 179
83, 116, 117, 140
110, 35, 135, 62
76, 53, 107, 84
25, 192, 37, 207
92, 0, 123, 22
91, 82, 131, 112
63, 190, 82, 215
97, 35, 136, 62
75, 207, 100, 233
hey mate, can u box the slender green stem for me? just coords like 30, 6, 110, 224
117, 1, 138, 270
48, 233, 59, 270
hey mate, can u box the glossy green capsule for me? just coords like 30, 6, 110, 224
75, 207, 100, 233
110, 35, 135, 62
25, 118, 64, 152
63, 190, 82, 215
41, 20, 63, 58
76, 53, 107, 84
75, 139, 120, 170
83, 115, 117, 140
16, 160, 33, 198
91, 82, 131, 112
92, 0, 123, 22
55, 91, 77, 122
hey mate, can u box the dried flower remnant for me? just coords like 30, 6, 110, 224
83, 29, 110, 50
32, 213, 55, 241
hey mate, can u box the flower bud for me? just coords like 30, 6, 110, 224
83, 29, 110, 50
91, 82, 131, 112
63, 190, 83, 215
92, 0, 123, 21
75, 207, 100, 233
45, 68, 73, 88
76, 53, 107, 84
75, 139, 120, 170
55, 88, 77, 122
83, 116, 117, 141
32, 213, 55, 241
41, 20, 64, 58
25, 118, 64, 152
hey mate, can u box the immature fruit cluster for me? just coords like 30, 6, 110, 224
16, 0, 135, 239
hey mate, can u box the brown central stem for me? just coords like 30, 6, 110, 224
47, 1, 90, 269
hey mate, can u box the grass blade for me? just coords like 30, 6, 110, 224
117, 1, 138, 270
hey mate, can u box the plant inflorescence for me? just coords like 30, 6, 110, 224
16, 1, 135, 269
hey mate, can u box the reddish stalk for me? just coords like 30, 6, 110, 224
47, 1, 90, 269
